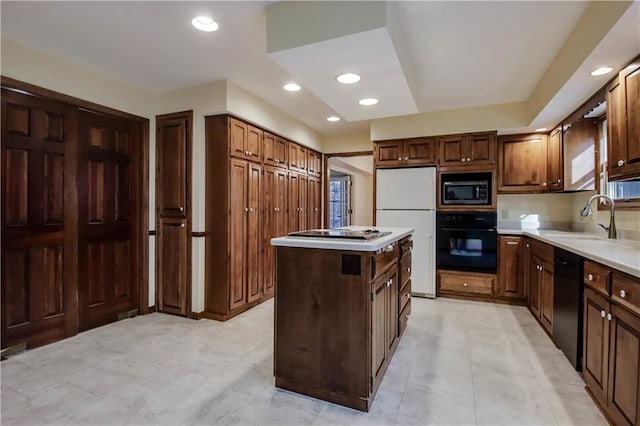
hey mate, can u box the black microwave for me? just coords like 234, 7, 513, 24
441, 172, 492, 205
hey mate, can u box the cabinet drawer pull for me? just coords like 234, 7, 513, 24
541, 182, 547, 187
181, 223, 185, 228
463, 282, 468, 287
506, 241, 519, 245
384, 244, 394, 252
607, 313, 612, 321
600, 310, 606, 318
618, 159, 625, 167
620, 290, 627, 298
588, 274, 594, 281
466, 157, 470, 162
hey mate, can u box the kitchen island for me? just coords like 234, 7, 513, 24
271, 227, 413, 411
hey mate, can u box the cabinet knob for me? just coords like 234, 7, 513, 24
557, 179, 562, 184
406, 293, 410, 299
275, 159, 280, 163
463, 282, 468, 287
588, 274, 594, 281
314, 208, 318, 212
607, 313, 612, 321
600, 310, 606, 318
181, 223, 185, 228
383, 244, 394, 252
461, 158, 466, 162
541, 182, 547, 187
397, 157, 402, 161
245, 151, 249, 155
526, 243, 530, 248
404, 157, 409, 161
245, 208, 249, 212
407, 267, 411, 272
620, 290, 626, 298
249, 208, 254, 212
179, 206, 184, 212
467, 157, 471, 162
618, 159, 625, 167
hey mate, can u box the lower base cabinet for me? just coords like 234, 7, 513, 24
528, 240, 554, 335
437, 269, 496, 298
584, 262, 640, 426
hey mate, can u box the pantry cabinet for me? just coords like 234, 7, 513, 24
607, 61, 640, 181
374, 137, 437, 167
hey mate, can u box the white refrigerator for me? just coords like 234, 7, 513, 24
376, 167, 436, 298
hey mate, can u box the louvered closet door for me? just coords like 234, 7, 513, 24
77, 111, 138, 331
1, 89, 78, 349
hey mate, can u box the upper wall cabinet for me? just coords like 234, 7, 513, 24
497, 133, 549, 193
374, 137, 437, 168
547, 127, 564, 192
607, 62, 640, 181
438, 131, 496, 167
230, 118, 262, 162
562, 118, 597, 191
263, 131, 288, 167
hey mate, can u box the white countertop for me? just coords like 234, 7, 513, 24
499, 229, 640, 278
271, 226, 414, 252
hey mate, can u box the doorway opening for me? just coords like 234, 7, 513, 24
325, 153, 373, 228
329, 172, 352, 228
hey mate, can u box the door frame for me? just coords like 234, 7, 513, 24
323, 151, 373, 228
1, 76, 151, 316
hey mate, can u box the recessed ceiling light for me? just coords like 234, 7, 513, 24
326, 116, 341, 122
358, 98, 378, 106
191, 16, 219, 32
283, 83, 301, 92
535, 128, 548, 132
590, 67, 613, 76
336, 73, 361, 84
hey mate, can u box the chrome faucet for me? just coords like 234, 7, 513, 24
580, 194, 617, 239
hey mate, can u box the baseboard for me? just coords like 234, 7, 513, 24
148, 305, 156, 313
188, 311, 205, 320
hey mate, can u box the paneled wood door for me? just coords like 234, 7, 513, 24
247, 162, 262, 303
230, 159, 248, 310
262, 166, 287, 298
77, 111, 140, 330
498, 133, 548, 193
1, 89, 78, 348
583, 287, 610, 404
288, 172, 300, 233
308, 176, 321, 229
156, 111, 192, 316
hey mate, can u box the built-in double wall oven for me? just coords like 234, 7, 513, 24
436, 211, 497, 273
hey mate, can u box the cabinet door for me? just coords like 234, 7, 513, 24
157, 115, 188, 217
298, 174, 308, 231
375, 141, 404, 167
548, 128, 564, 191
498, 236, 524, 299
498, 133, 548, 193
621, 64, 640, 179
230, 117, 248, 160
404, 138, 436, 165
529, 256, 542, 318
307, 150, 321, 176
157, 219, 188, 315
371, 273, 388, 386
540, 258, 554, 334
439, 135, 465, 166
607, 76, 626, 180
583, 287, 611, 405
229, 159, 248, 310
275, 137, 288, 166
263, 132, 277, 166
308, 176, 321, 229
246, 125, 263, 162
297, 145, 308, 173
247, 163, 262, 303
288, 142, 299, 170
288, 172, 299, 233
466, 132, 495, 165
563, 119, 597, 191
607, 304, 640, 426
521, 238, 532, 301
386, 267, 398, 352
275, 168, 288, 238
262, 167, 276, 297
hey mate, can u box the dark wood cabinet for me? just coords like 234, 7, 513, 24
583, 265, 640, 426
438, 132, 496, 166
263, 132, 288, 167
386, 266, 399, 351
288, 172, 308, 232
497, 236, 526, 301
230, 117, 248, 159
308, 175, 321, 229
548, 127, 564, 191
289, 142, 308, 173
529, 255, 542, 318
307, 150, 322, 176
262, 166, 287, 299
371, 272, 388, 382
607, 62, 640, 181
156, 111, 192, 317
528, 240, 553, 334
374, 137, 437, 167
437, 270, 496, 297
498, 133, 548, 193
539, 256, 554, 333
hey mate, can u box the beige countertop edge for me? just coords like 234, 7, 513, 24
498, 229, 640, 279
271, 227, 414, 252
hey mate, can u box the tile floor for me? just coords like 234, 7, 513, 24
1, 297, 606, 425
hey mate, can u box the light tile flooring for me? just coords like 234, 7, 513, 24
1, 297, 606, 425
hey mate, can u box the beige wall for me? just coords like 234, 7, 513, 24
572, 191, 640, 234
324, 131, 373, 153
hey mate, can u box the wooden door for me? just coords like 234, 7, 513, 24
288, 141, 298, 170
229, 159, 248, 310
466, 132, 495, 165
621, 64, 640, 178
498, 236, 524, 299
263, 131, 276, 166
298, 174, 308, 231
307, 150, 321, 176
529, 256, 542, 318
539, 258, 554, 334
297, 145, 308, 173
404, 138, 436, 165
607, 76, 626, 180
275, 137, 288, 166
308, 176, 321, 229
247, 163, 262, 303
521, 238, 532, 300
262, 166, 281, 298
1, 90, 78, 349
246, 124, 263, 162
497, 133, 548, 193
288, 172, 300, 233
386, 267, 398, 351
583, 287, 611, 405
371, 273, 388, 386
548, 128, 564, 191
156, 219, 187, 315
229, 117, 248, 159
274, 168, 288, 238
155, 111, 191, 316
607, 304, 640, 426
374, 141, 403, 167
438, 135, 465, 166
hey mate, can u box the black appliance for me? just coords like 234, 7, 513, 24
288, 229, 391, 240
553, 248, 584, 371
441, 172, 492, 206
436, 212, 497, 273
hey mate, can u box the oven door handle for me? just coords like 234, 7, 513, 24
439, 227, 497, 232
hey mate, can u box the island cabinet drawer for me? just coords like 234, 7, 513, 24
611, 273, 640, 315
400, 238, 413, 258
438, 270, 494, 295
399, 279, 411, 312
371, 244, 399, 280
584, 261, 611, 296
398, 299, 411, 337
399, 254, 412, 287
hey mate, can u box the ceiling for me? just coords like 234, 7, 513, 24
1, 1, 638, 137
